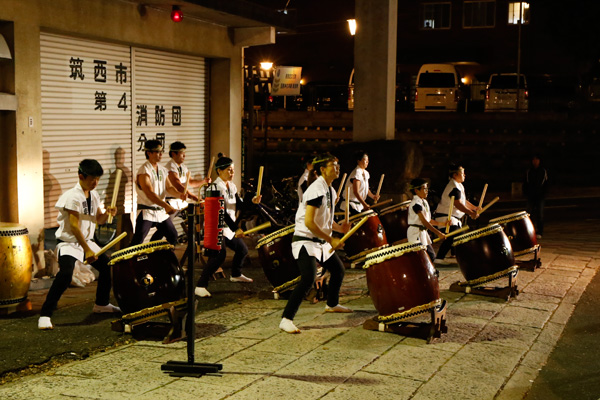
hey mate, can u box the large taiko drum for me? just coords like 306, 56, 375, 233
0, 223, 33, 308
362, 242, 441, 323
489, 211, 539, 257
378, 201, 411, 244
255, 224, 300, 293
344, 210, 388, 261
108, 240, 185, 314
452, 224, 516, 283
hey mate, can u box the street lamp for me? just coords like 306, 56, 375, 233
347, 19, 357, 36
260, 62, 274, 161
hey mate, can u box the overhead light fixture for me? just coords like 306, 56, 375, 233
260, 62, 273, 71
171, 6, 183, 22
347, 19, 357, 36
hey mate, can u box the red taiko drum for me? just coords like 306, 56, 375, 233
108, 240, 185, 314
378, 201, 411, 244
344, 210, 388, 261
489, 211, 539, 257
0, 223, 32, 308
452, 224, 516, 283
255, 224, 300, 293
362, 242, 441, 323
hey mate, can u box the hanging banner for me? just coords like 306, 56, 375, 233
271, 66, 302, 96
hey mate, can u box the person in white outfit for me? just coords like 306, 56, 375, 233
194, 154, 261, 298
38, 159, 120, 330
279, 153, 352, 334
433, 164, 480, 264
340, 150, 380, 215
406, 178, 447, 262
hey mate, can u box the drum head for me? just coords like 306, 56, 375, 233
379, 200, 411, 216
363, 242, 426, 269
109, 240, 174, 265
348, 209, 376, 223
452, 224, 503, 247
489, 211, 528, 225
256, 224, 295, 249
0, 223, 28, 235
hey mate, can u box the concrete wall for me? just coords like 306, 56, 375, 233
0, 0, 261, 253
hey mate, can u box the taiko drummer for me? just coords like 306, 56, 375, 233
433, 164, 480, 265
339, 150, 380, 216
407, 178, 447, 262
280, 153, 351, 334
38, 159, 121, 330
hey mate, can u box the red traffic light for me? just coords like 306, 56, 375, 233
171, 6, 183, 22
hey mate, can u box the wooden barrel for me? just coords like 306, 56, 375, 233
0, 223, 33, 307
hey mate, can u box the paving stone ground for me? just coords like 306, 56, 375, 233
0, 218, 598, 400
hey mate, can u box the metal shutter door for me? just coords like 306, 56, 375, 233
41, 33, 133, 228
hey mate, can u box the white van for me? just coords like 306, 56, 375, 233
484, 73, 528, 112
414, 64, 462, 112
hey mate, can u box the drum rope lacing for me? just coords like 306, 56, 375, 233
347, 243, 390, 262
377, 298, 444, 324
489, 211, 529, 225
456, 265, 519, 288
255, 224, 295, 249
117, 298, 187, 325
272, 276, 301, 293
452, 224, 503, 247
108, 240, 174, 265
514, 245, 540, 257
362, 242, 426, 269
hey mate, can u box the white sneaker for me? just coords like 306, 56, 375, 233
279, 318, 300, 333
434, 258, 452, 265
230, 274, 253, 283
325, 304, 353, 313
93, 303, 121, 314
194, 287, 212, 298
38, 316, 53, 330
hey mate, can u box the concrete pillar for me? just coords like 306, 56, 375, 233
209, 56, 244, 189
353, 0, 398, 142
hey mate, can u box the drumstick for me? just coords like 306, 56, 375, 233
107, 169, 122, 224
86, 232, 127, 264
256, 166, 264, 198
330, 216, 369, 253
183, 171, 191, 197
477, 183, 488, 209
242, 221, 271, 235
370, 199, 394, 209
446, 196, 454, 233
433, 225, 470, 243
336, 173, 347, 204
207, 156, 216, 180
376, 174, 385, 197
479, 196, 500, 215
345, 186, 350, 225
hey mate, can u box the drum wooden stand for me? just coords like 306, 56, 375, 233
449, 267, 519, 300
514, 245, 541, 271
363, 300, 448, 343
161, 212, 223, 377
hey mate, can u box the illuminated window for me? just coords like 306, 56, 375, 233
422, 3, 451, 29
508, 2, 530, 24
464, 1, 496, 28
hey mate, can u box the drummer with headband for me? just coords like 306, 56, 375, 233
433, 164, 480, 265
340, 150, 380, 216
407, 178, 447, 263
38, 159, 120, 330
280, 153, 351, 334
130, 139, 184, 246
165, 141, 211, 213
194, 153, 261, 298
